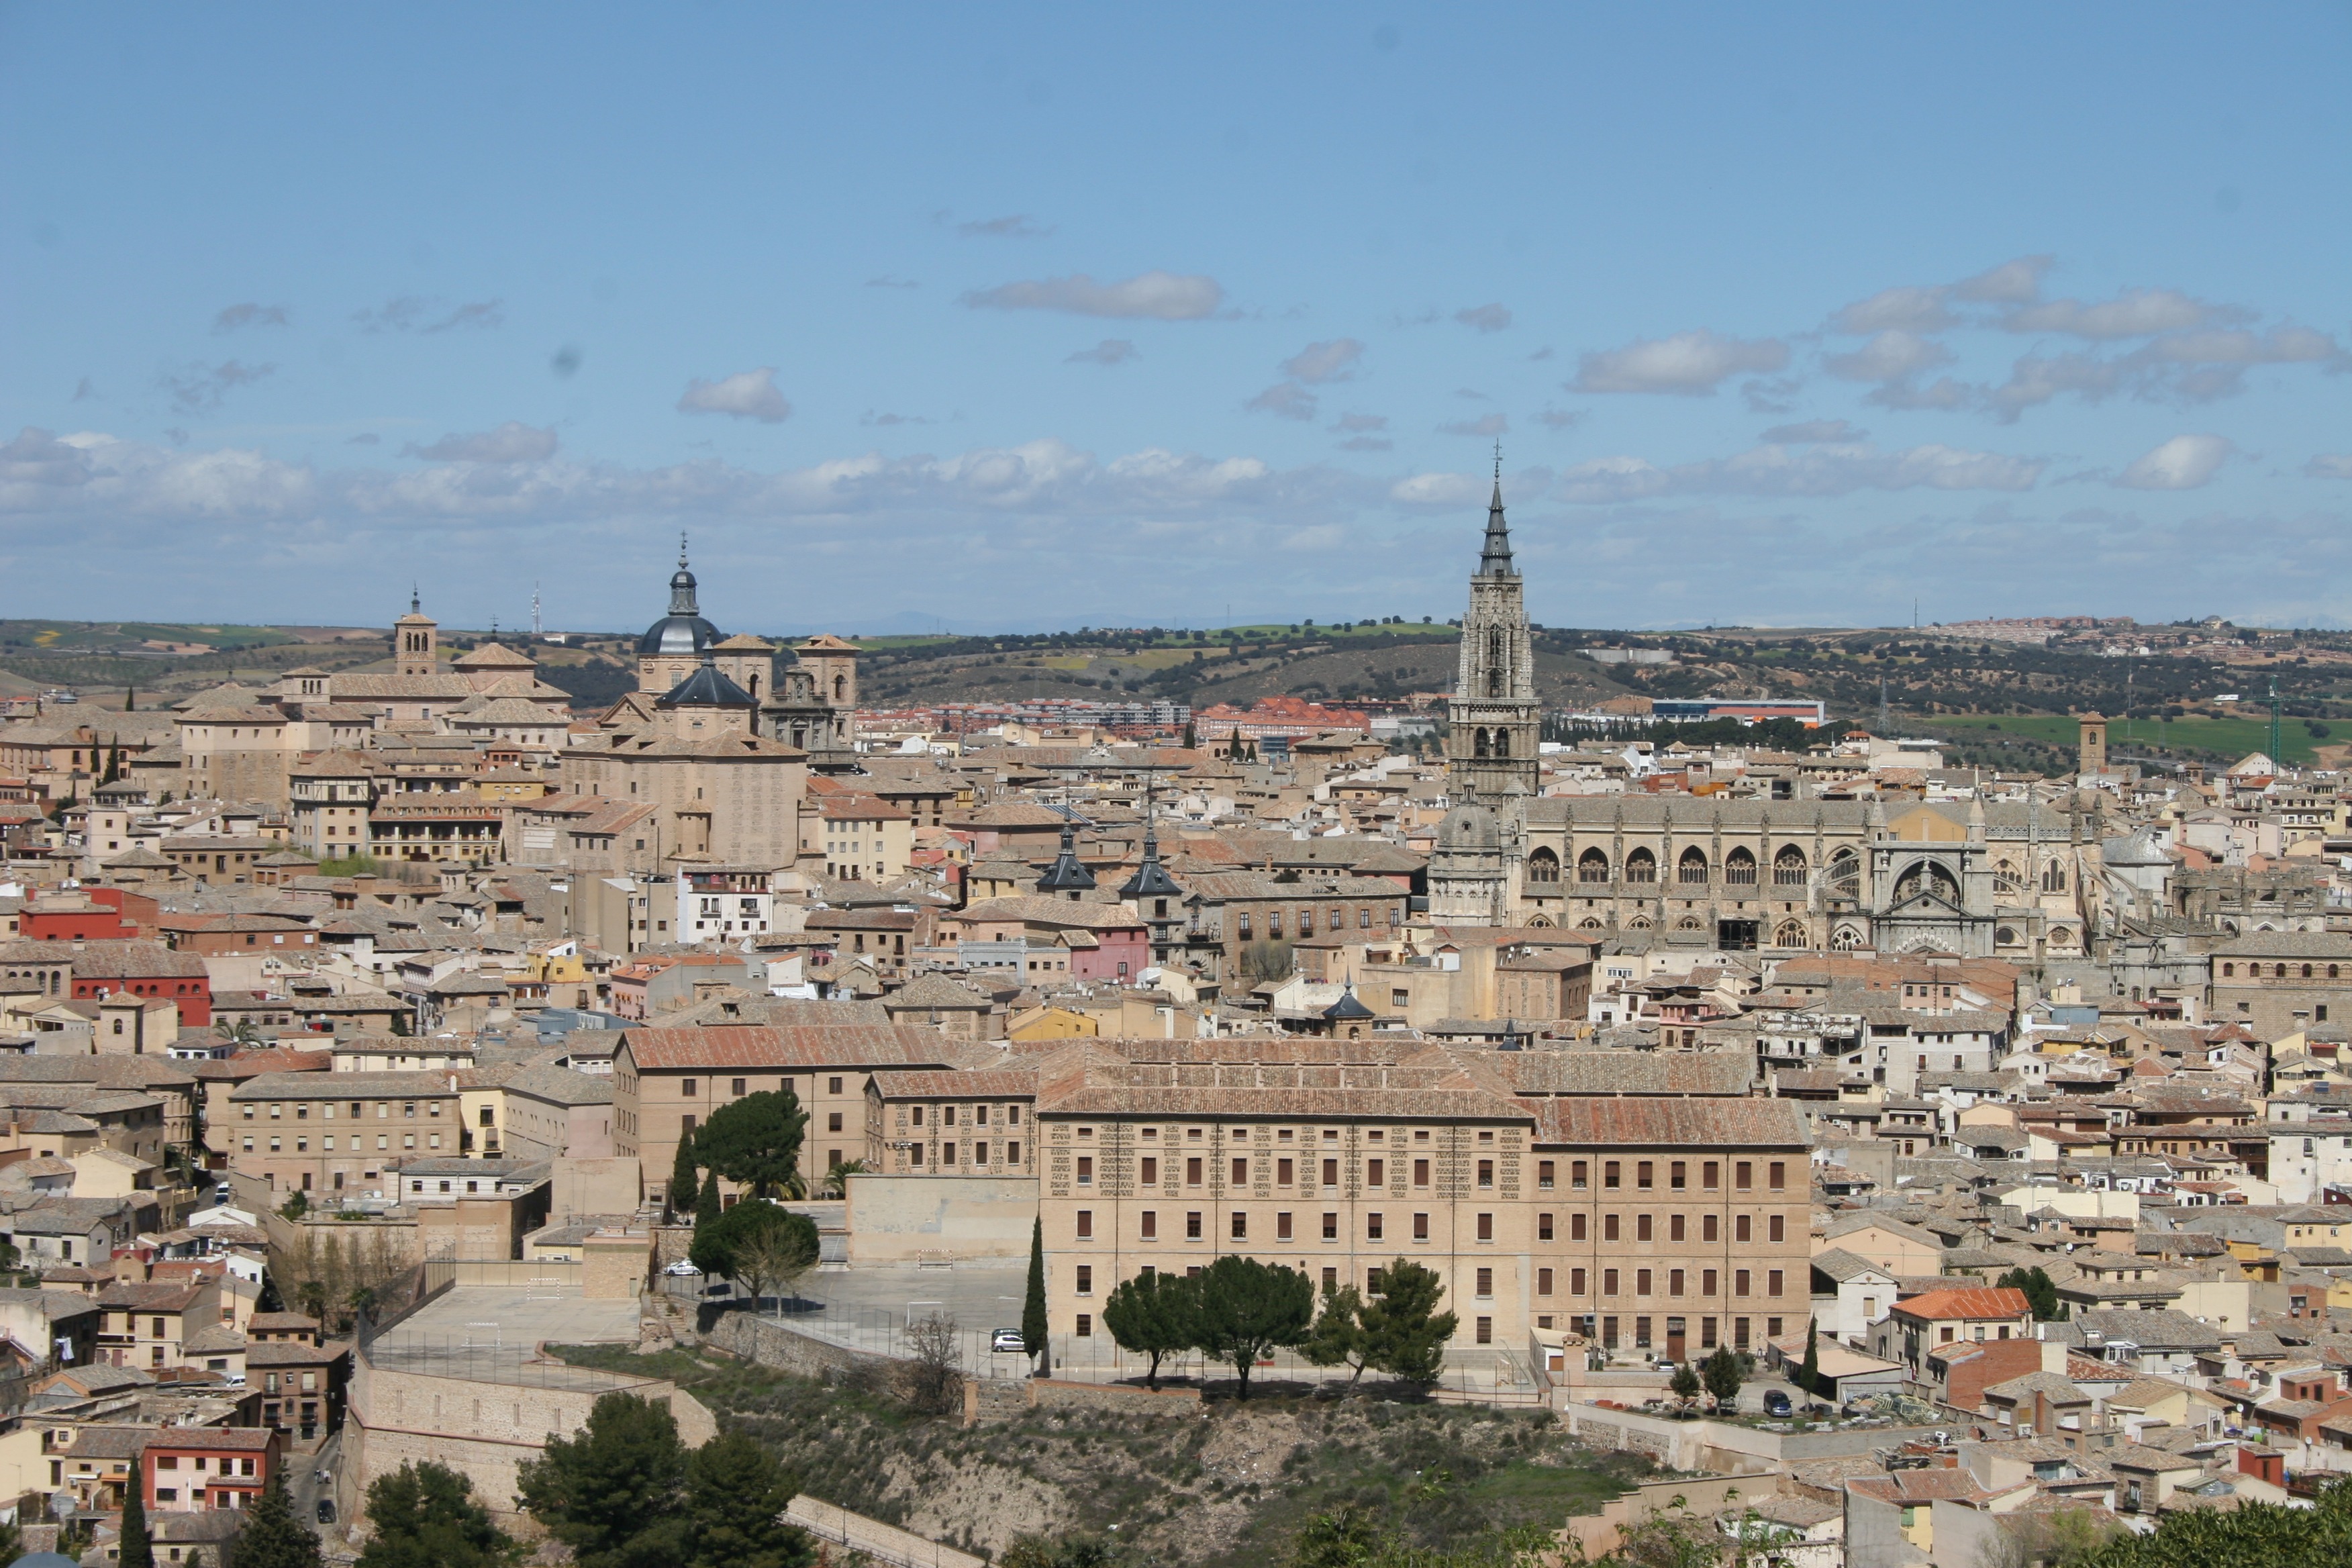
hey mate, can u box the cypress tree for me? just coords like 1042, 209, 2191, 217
695, 1173, 722, 1228
669, 1134, 698, 1220
1021, 1216, 1048, 1363
1799, 1318, 1820, 1398
119, 1481, 152, 1568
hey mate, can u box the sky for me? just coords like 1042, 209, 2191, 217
5, 4, 2352, 636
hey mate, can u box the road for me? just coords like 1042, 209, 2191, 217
290, 1429, 343, 1536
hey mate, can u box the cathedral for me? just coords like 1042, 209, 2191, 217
1422, 475, 2101, 960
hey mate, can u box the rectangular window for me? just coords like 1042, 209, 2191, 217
1360, 1212, 1381, 1240
1186, 1212, 1203, 1239
1669, 1161, 1687, 1191
1602, 1315, 1618, 1346
1076, 1314, 1092, 1338
828, 1112, 843, 1132
1475, 1268, 1493, 1298
732, 1078, 746, 1097
1186, 1157, 1202, 1185
1231, 1212, 1247, 1240
1323, 1212, 1338, 1240
1604, 1214, 1620, 1242
1140, 1211, 1157, 1240
1734, 1269, 1753, 1297
1769, 1162, 1786, 1191
1414, 1159, 1430, 1187
942, 1142, 956, 1165
1475, 1316, 1492, 1345
1232, 1157, 1248, 1185
1735, 1215, 1753, 1244
1009, 1140, 1022, 1164
1702, 1317, 1718, 1350
1277, 1212, 1293, 1240
1769, 1214, 1785, 1243
1537, 1267, 1553, 1294
1076, 1210, 1093, 1240
1412, 1212, 1430, 1241
1703, 1214, 1719, 1243
1734, 1318, 1751, 1350
1636, 1269, 1653, 1295
1636, 1161, 1654, 1190
1278, 1157, 1294, 1185
1571, 1159, 1589, 1189
1703, 1269, 1718, 1295
1669, 1214, 1686, 1243
1538, 1212, 1553, 1241
1634, 1316, 1652, 1349
1703, 1161, 1719, 1190
1140, 1156, 1159, 1185
1475, 1159, 1493, 1188
1767, 1269, 1784, 1297
1571, 1267, 1587, 1294
1603, 1269, 1620, 1295
1735, 1161, 1753, 1191
682, 1080, 697, 1096
1322, 1158, 1338, 1185
1367, 1158, 1384, 1185
1571, 1212, 1587, 1241
1076, 1265, 1093, 1295
1603, 1161, 1620, 1189
1636, 1214, 1653, 1242
1669, 1269, 1685, 1296
1475, 1212, 1493, 1242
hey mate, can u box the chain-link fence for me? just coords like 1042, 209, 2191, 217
359, 1328, 650, 1391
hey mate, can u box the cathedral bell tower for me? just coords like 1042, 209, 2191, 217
1445, 454, 1540, 803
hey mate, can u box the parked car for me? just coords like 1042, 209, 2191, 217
1763, 1389, 1793, 1418
991, 1328, 1028, 1353
316, 1500, 336, 1524
663, 1261, 702, 1276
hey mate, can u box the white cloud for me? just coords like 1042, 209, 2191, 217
1949, 255, 2053, 304
159, 360, 274, 414
1455, 303, 1512, 334
213, 303, 289, 333
1759, 419, 1867, 444
403, 423, 560, 464
351, 296, 503, 334
958, 214, 1053, 238
2116, 434, 2233, 490
1391, 473, 1484, 508
1571, 330, 1790, 395
1824, 330, 1953, 384
2308, 454, 2352, 480
1281, 339, 1364, 384
1246, 383, 1318, 420
678, 367, 793, 423
1067, 339, 1139, 366
1984, 352, 2126, 422
961, 271, 1224, 320
1439, 413, 1508, 438
0, 428, 98, 487
1555, 440, 2045, 503
2004, 288, 2239, 340
1830, 286, 1955, 335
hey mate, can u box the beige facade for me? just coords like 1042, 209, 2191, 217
562, 735, 807, 869
226, 1070, 459, 1195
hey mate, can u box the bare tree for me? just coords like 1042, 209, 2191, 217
900, 1312, 964, 1415
734, 1219, 820, 1314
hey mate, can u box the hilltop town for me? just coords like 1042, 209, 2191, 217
0, 488, 2347, 1563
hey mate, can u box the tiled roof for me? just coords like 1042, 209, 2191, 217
620, 1026, 966, 1071
229, 1069, 454, 1099
1526, 1096, 1809, 1148
1891, 1285, 2032, 1321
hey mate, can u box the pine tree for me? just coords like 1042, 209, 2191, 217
119, 1481, 152, 1568
685, 1431, 810, 1568
515, 1392, 689, 1568
234, 1474, 323, 1568
1799, 1318, 1820, 1397
1022, 1216, 1048, 1363
356, 1460, 514, 1568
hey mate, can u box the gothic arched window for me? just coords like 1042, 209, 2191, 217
1486, 626, 1504, 696
1773, 846, 1808, 886
1624, 848, 1658, 885
1526, 848, 1561, 885
1677, 847, 1710, 885
1829, 848, 1861, 899
1773, 920, 1808, 948
1492, 728, 1509, 758
1724, 848, 1757, 886
1577, 848, 1611, 883
2041, 860, 2068, 893
1473, 728, 1490, 758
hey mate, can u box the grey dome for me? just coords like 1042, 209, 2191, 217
638, 544, 721, 655
1438, 803, 1501, 849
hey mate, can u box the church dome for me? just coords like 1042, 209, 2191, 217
637, 542, 722, 656
1437, 803, 1502, 850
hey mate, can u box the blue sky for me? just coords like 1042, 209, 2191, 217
5, 4, 2351, 636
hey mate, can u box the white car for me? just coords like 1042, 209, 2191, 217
663, 1261, 702, 1277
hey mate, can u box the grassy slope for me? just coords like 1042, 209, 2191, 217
554, 1344, 1640, 1567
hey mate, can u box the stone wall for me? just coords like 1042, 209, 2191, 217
844, 1173, 1037, 1265
703, 1306, 903, 1383
1031, 1378, 1200, 1417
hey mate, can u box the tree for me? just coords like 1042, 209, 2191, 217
119, 1481, 152, 1568
1022, 1217, 1048, 1362
1192, 1254, 1315, 1400
669, 1133, 699, 1220
1355, 1259, 1457, 1385
1700, 1346, 1744, 1412
695, 1089, 810, 1199
1301, 1281, 1371, 1387
279, 1189, 309, 1221
1102, 1269, 1199, 1390
515, 1391, 690, 1568
684, 1430, 810, 1568
2074, 1474, 2351, 1565
234, 1474, 323, 1568
356, 1460, 518, 1568
901, 1312, 964, 1415
1998, 1266, 2064, 1322
1669, 1363, 1702, 1406
689, 1199, 818, 1308
695, 1172, 722, 1228
1798, 1318, 1819, 1397
1289, 1507, 1381, 1568
819, 1157, 868, 1198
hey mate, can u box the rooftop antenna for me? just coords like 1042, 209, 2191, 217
1493, 438, 1503, 483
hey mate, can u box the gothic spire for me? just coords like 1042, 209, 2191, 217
1479, 443, 1515, 578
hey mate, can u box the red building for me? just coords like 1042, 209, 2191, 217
19, 887, 153, 942
142, 1426, 279, 1512
68, 940, 213, 1026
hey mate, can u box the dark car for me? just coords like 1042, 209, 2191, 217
317, 1499, 336, 1524
1763, 1389, 1793, 1417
